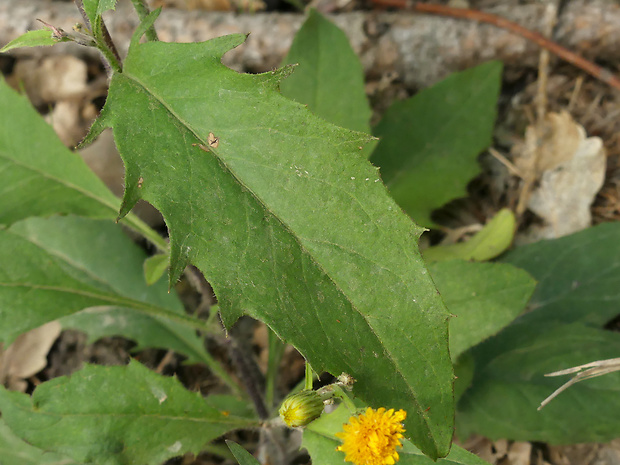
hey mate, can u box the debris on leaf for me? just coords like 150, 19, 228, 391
207, 132, 220, 148
539, 357, 620, 410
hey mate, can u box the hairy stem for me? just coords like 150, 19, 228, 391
122, 213, 169, 253
74, 0, 122, 73
131, 0, 160, 42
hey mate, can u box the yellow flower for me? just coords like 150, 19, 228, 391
336, 407, 407, 465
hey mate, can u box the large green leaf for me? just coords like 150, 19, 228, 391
500, 222, 620, 328
0, 80, 164, 249
85, 13, 454, 458
430, 260, 536, 360
457, 324, 620, 443
0, 360, 257, 465
304, 404, 489, 465
371, 61, 502, 227
0, 418, 81, 465
0, 216, 207, 349
457, 223, 620, 442
280, 9, 372, 135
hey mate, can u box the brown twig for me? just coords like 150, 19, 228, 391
155, 349, 176, 373
228, 338, 269, 420
370, 0, 620, 92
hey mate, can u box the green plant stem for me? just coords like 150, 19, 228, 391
130, 0, 159, 42
305, 362, 314, 390
330, 385, 357, 412
123, 213, 169, 253
96, 39, 122, 73
93, 17, 122, 73
265, 329, 286, 410
74, 0, 122, 73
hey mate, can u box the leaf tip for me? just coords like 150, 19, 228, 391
78, 110, 111, 148
168, 235, 191, 289
269, 64, 297, 88
130, 7, 162, 49
118, 168, 144, 221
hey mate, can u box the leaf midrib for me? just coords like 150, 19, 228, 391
0, 282, 206, 332
0, 151, 119, 215
11, 402, 255, 425
10, 227, 215, 365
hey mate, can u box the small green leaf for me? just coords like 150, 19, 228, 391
0, 216, 205, 347
226, 441, 261, 465
144, 253, 169, 285
458, 324, 620, 443
430, 260, 536, 360
0, 29, 61, 53
371, 61, 502, 227
424, 209, 515, 263
81, 0, 118, 27
304, 404, 490, 465
0, 418, 81, 465
0, 361, 257, 465
280, 9, 372, 136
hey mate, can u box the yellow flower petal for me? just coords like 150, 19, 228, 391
336, 407, 407, 465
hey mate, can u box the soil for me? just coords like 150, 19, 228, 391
1, 1, 619, 465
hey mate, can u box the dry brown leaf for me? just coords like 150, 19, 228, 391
515, 112, 582, 176
507, 442, 532, 465
461, 435, 508, 464
513, 111, 606, 242
0, 321, 61, 391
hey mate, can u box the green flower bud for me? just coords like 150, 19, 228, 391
279, 390, 325, 427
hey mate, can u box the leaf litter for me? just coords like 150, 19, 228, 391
512, 110, 606, 243
0, 321, 61, 392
